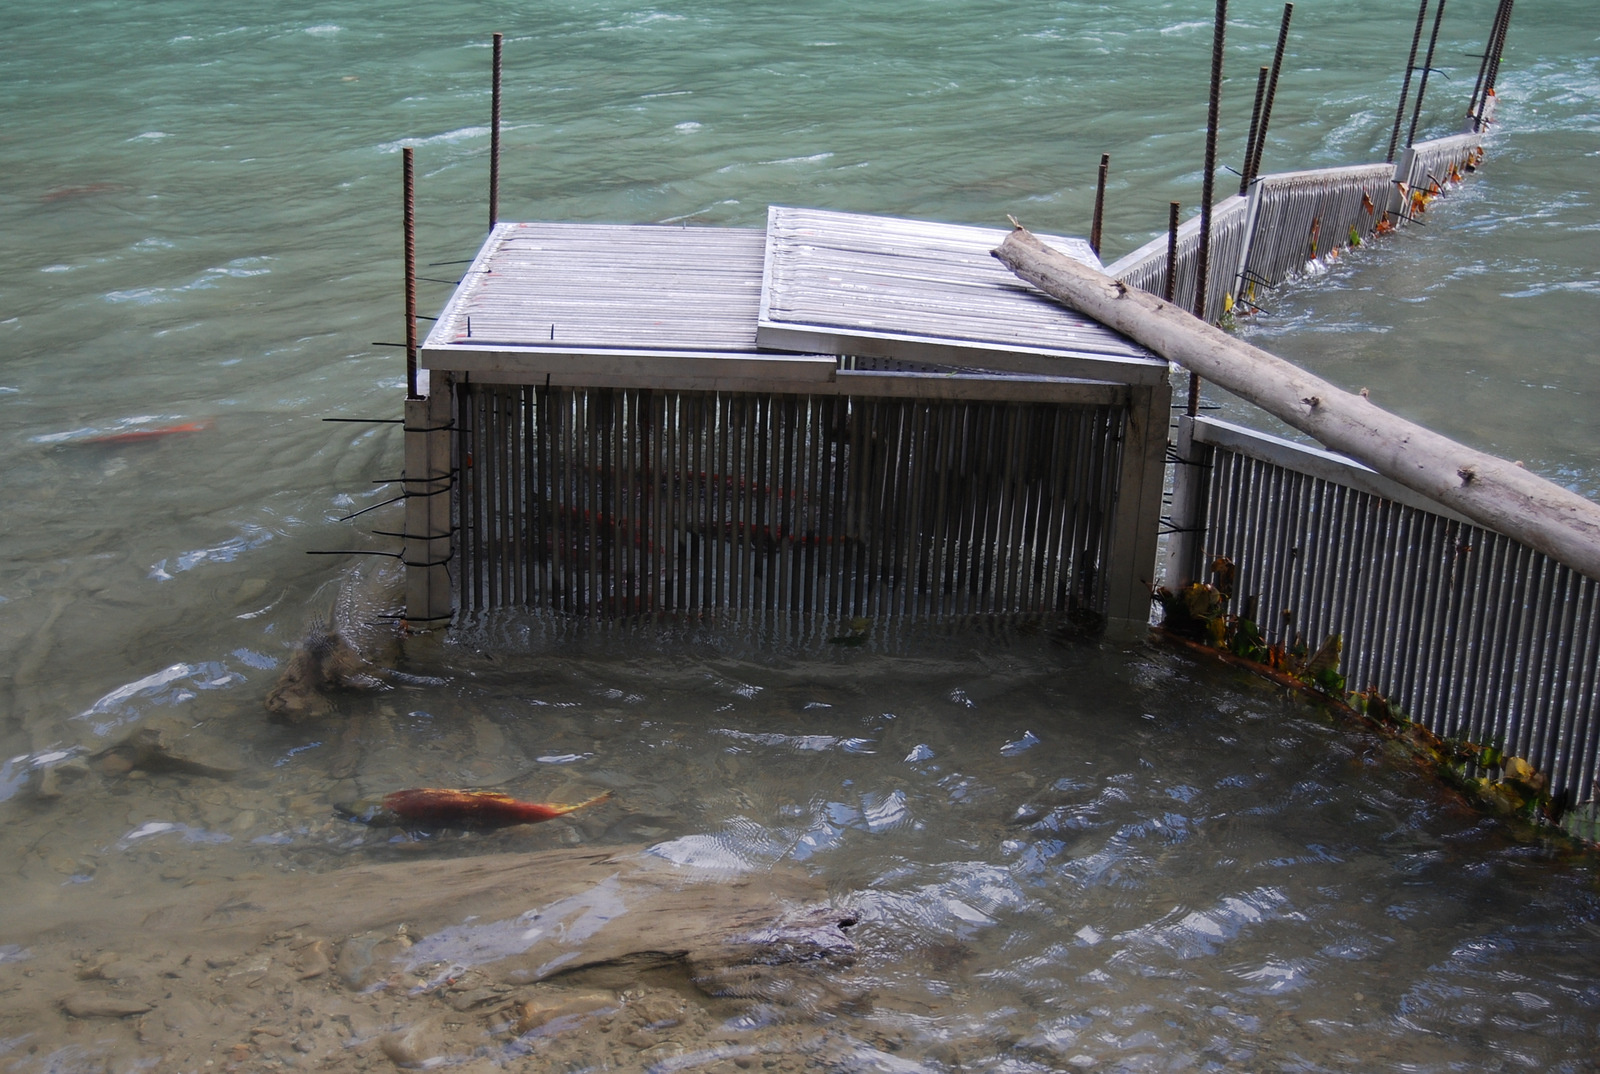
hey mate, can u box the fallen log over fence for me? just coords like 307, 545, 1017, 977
994, 225, 1600, 583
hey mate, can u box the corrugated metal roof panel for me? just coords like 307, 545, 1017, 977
423, 222, 766, 354
757, 206, 1162, 379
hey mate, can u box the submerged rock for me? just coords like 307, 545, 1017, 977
687, 905, 862, 1013
512, 988, 616, 1031
94, 717, 242, 780
379, 1014, 449, 1068
264, 561, 413, 722
264, 624, 388, 722
60, 992, 154, 1019
31, 755, 91, 800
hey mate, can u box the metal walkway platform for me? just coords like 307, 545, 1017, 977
421, 209, 1164, 388
422, 222, 836, 391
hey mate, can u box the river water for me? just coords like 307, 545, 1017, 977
2, 1, 1598, 1070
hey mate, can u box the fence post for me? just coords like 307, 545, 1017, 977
404, 372, 456, 628
403, 148, 418, 400
1163, 414, 1212, 591
1390, 144, 1420, 227
1104, 379, 1173, 637
1230, 169, 1266, 316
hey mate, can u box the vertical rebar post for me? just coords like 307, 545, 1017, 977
1483, 0, 1513, 102
1248, 3, 1293, 185
403, 146, 418, 400
1090, 153, 1110, 257
1478, 2, 1511, 127
1406, 0, 1448, 148
1164, 201, 1180, 304
1166, 201, 1201, 415
1193, 0, 1226, 326
1387, 0, 1430, 162
490, 31, 503, 231
1240, 66, 1269, 195
1467, 0, 1507, 129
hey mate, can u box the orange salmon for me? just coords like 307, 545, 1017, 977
41, 182, 130, 203
342, 788, 613, 829
82, 419, 215, 445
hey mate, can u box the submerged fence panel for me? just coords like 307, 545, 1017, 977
1234, 162, 1395, 310
1110, 131, 1486, 323
455, 382, 1134, 623
1180, 415, 1600, 812
1394, 132, 1485, 222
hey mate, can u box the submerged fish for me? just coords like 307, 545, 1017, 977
40, 181, 131, 203
80, 419, 215, 445
338, 788, 613, 830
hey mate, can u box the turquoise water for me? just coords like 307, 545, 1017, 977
2, 1, 1599, 1070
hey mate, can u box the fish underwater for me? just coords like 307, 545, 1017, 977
37, 418, 217, 447
337, 788, 614, 830
82, 419, 215, 444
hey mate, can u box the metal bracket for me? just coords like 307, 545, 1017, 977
401, 550, 457, 568
306, 549, 403, 559
371, 526, 459, 540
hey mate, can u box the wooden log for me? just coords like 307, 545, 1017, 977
993, 225, 1600, 583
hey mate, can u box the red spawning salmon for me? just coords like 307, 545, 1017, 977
82, 419, 215, 445
339, 788, 613, 829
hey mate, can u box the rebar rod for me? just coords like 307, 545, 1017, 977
1387, 0, 1431, 162
1164, 201, 1181, 304
1168, 200, 1202, 415
1247, 3, 1294, 184
1193, 0, 1227, 325
1467, 0, 1506, 128
1406, 0, 1448, 148
1090, 153, 1110, 256
1483, 0, 1513, 101
402, 147, 418, 400
490, 31, 503, 230
1240, 66, 1269, 195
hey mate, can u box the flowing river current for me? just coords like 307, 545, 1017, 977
2, 2, 1598, 1071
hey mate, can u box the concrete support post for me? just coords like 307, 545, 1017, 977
1103, 379, 1173, 638
1162, 414, 1212, 591
403, 371, 455, 628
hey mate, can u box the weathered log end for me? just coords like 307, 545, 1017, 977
994, 226, 1126, 306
